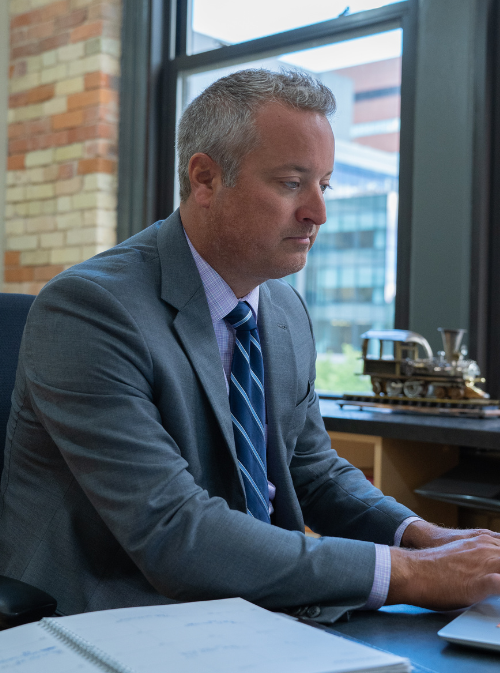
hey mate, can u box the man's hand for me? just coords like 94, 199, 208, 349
400, 519, 500, 550
387, 534, 500, 610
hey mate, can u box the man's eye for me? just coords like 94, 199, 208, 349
283, 181, 300, 189
320, 184, 332, 194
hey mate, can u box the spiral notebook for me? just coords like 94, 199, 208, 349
0, 597, 410, 673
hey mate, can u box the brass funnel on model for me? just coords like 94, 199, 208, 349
438, 328, 467, 362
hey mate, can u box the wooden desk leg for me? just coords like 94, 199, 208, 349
375, 438, 459, 527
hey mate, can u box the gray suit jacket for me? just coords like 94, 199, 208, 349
0, 211, 415, 620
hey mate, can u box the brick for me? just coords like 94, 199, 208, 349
34, 264, 64, 281
67, 226, 115, 246
67, 87, 116, 110
70, 20, 102, 43
56, 211, 82, 229
9, 103, 44, 122
7, 234, 38, 251
58, 162, 75, 179
55, 176, 82, 195
14, 202, 30, 216
43, 96, 67, 115
10, 72, 40, 94
11, 43, 40, 60
20, 250, 51, 266
55, 75, 84, 95
50, 246, 82, 264
54, 142, 83, 161
72, 190, 116, 210
27, 83, 55, 103
40, 62, 67, 84
42, 49, 57, 67
82, 102, 117, 125
51, 109, 84, 129
82, 244, 108, 259
26, 215, 56, 232
83, 172, 115, 191
26, 183, 55, 200
84, 138, 116, 158
11, 11, 32, 28
25, 148, 54, 167
77, 157, 115, 174
9, 64, 15, 78
26, 55, 43, 74
10, 28, 28, 46
5, 204, 16, 218
6, 170, 26, 185
57, 41, 84, 62
54, 7, 87, 31
41, 198, 57, 214
9, 91, 29, 108
39, 33, 70, 54
31, 0, 66, 8
8, 123, 25, 139
83, 208, 116, 229
41, 231, 64, 248
26, 200, 42, 216
84, 71, 108, 89
26, 21, 55, 41
57, 195, 72, 211
7, 155, 25, 170
6, 219, 26, 236
9, 138, 29, 153
5, 267, 35, 283
44, 165, 59, 181
88, 3, 120, 22
12, 61, 27, 78
6, 186, 26, 202
4, 251, 21, 266
85, 37, 120, 58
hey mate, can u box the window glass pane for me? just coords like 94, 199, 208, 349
190, 0, 402, 54
177, 28, 402, 393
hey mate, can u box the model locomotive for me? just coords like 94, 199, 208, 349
360, 328, 488, 400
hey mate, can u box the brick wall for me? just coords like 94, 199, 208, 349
4, 0, 121, 294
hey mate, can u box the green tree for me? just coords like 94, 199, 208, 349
315, 344, 372, 394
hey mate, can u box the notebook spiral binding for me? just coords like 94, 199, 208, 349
40, 617, 136, 673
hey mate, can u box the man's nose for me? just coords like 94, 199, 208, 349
296, 186, 327, 225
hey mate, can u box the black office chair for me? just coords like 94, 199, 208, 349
0, 293, 57, 628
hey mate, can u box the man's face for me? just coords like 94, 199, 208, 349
206, 102, 335, 293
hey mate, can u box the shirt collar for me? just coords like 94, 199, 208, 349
184, 229, 260, 323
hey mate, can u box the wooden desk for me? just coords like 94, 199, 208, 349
320, 400, 500, 531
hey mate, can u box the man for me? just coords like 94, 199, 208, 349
0, 70, 499, 620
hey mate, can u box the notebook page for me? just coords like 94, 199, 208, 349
55, 598, 410, 673
0, 621, 98, 673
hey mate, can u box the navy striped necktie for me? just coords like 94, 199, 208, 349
225, 302, 270, 523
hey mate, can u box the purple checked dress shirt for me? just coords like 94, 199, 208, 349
184, 230, 420, 609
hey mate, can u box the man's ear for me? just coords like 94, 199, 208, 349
188, 153, 222, 208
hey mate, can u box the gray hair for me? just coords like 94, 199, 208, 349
176, 69, 336, 202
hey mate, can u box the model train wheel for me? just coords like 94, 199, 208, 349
386, 380, 403, 396
372, 378, 385, 395
448, 386, 465, 399
433, 386, 447, 399
403, 380, 427, 398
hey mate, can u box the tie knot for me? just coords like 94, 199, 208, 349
224, 301, 257, 331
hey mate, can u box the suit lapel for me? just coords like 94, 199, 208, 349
259, 282, 297, 463
156, 212, 238, 467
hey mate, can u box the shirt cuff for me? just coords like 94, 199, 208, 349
363, 516, 424, 610
394, 516, 423, 547
363, 543, 391, 610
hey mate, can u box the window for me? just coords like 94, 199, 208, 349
123, 0, 417, 394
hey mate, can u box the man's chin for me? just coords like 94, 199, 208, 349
267, 255, 308, 281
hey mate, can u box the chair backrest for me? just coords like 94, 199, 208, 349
0, 293, 36, 474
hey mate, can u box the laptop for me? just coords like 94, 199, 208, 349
438, 595, 500, 652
